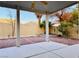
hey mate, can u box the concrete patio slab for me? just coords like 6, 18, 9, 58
0, 43, 47, 58
0, 41, 68, 58
17, 44, 47, 58
52, 44, 79, 58
34, 41, 68, 51
31, 52, 61, 58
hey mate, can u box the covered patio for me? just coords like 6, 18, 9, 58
0, 1, 78, 58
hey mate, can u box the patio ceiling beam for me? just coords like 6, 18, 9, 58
0, 1, 78, 15
16, 6, 20, 47
0, 2, 47, 14
49, 2, 78, 14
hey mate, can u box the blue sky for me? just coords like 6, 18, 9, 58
64, 4, 77, 12
0, 7, 38, 24
0, 4, 77, 24
0, 7, 46, 24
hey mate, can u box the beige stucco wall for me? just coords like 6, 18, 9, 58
0, 22, 44, 39
0, 23, 12, 38
20, 22, 44, 37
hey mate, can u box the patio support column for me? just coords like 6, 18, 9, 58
78, 3, 79, 39
45, 14, 49, 42
16, 6, 20, 47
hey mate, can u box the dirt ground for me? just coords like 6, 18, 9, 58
0, 35, 79, 49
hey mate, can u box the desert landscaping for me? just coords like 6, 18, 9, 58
0, 17, 79, 48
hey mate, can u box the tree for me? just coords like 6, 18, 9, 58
58, 21, 73, 38
61, 12, 72, 22
71, 5, 79, 36
57, 4, 79, 38
55, 10, 64, 21
35, 12, 42, 26
31, 1, 48, 26
71, 9, 78, 25
8, 10, 15, 38
40, 20, 52, 34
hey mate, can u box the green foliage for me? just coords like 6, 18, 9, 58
40, 20, 52, 28
58, 21, 73, 37
40, 21, 45, 28
58, 5, 79, 38
71, 9, 79, 25
39, 20, 52, 34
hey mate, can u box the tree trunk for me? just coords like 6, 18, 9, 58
12, 21, 15, 38
38, 19, 41, 26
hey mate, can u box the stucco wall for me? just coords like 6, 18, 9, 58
0, 22, 44, 39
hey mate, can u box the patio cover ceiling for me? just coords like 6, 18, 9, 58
0, 1, 78, 14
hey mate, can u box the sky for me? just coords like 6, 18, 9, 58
0, 4, 77, 24
0, 7, 46, 24
0, 7, 38, 24
64, 4, 77, 12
